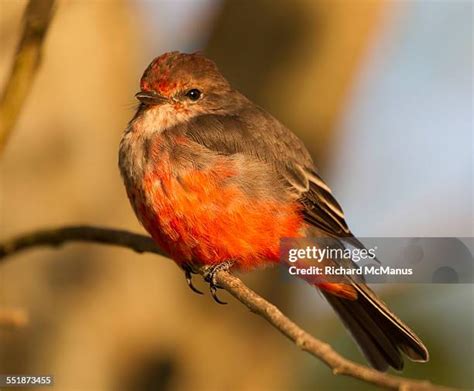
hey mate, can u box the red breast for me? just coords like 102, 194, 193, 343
127, 132, 304, 270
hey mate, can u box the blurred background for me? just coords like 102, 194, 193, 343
0, 0, 472, 390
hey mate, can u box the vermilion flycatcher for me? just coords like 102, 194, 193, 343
119, 51, 429, 371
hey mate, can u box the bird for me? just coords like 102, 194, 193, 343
119, 51, 429, 371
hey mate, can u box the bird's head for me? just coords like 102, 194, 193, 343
136, 51, 234, 117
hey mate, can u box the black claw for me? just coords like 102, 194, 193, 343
210, 285, 227, 305
203, 261, 234, 305
184, 267, 203, 295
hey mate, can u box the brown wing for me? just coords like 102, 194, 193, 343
165, 103, 355, 240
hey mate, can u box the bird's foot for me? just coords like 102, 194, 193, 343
183, 264, 203, 295
202, 261, 235, 305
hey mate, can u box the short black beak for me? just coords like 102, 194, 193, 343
135, 91, 168, 105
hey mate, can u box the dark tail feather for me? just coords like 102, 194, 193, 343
323, 284, 429, 372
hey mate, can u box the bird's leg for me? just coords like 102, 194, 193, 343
202, 260, 235, 305
182, 264, 203, 295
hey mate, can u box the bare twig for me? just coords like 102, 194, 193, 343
0, 226, 165, 260
0, 0, 56, 154
0, 225, 454, 390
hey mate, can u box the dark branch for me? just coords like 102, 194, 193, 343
0, 226, 165, 261
0, 225, 455, 391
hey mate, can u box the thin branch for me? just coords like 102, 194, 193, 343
0, 226, 165, 261
0, 0, 56, 154
0, 226, 454, 391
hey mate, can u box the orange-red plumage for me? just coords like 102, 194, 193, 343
137, 150, 304, 270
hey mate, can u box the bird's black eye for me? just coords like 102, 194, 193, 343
185, 88, 202, 101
